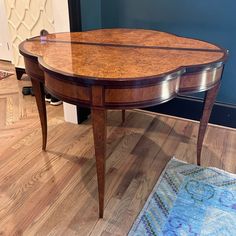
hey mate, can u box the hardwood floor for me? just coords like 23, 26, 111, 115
1, 60, 236, 235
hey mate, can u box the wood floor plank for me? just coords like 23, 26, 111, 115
32, 112, 154, 235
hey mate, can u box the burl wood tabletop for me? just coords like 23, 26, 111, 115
20, 29, 227, 83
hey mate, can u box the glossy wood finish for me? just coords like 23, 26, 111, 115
23, 56, 47, 149
24, 57, 44, 82
197, 81, 221, 165
31, 78, 47, 150
92, 108, 107, 218
45, 73, 90, 105
91, 85, 107, 217
179, 66, 223, 93
19, 29, 228, 218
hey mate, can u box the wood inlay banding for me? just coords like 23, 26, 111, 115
105, 79, 179, 106
26, 38, 224, 53
179, 66, 223, 94
24, 57, 44, 82
45, 73, 91, 103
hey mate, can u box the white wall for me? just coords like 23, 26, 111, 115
5, 0, 55, 68
52, 0, 78, 124
0, 0, 12, 61
52, 0, 70, 32
3, 0, 77, 124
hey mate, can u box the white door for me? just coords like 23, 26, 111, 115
0, 0, 12, 61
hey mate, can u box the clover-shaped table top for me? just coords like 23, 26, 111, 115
19, 29, 227, 85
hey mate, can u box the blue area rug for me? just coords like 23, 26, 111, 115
128, 158, 236, 236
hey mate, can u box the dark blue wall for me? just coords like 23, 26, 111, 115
81, 0, 101, 30
83, 0, 236, 105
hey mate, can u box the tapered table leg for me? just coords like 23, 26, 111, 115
92, 108, 107, 218
31, 78, 47, 151
197, 82, 221, 165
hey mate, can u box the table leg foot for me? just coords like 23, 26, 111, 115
31, 78, 47, 151
92, 108, 107, 218
197, 82, 220, 165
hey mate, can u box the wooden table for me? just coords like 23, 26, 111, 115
19, 29, 228, 218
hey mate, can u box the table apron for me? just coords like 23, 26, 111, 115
44, 66, 223, 109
